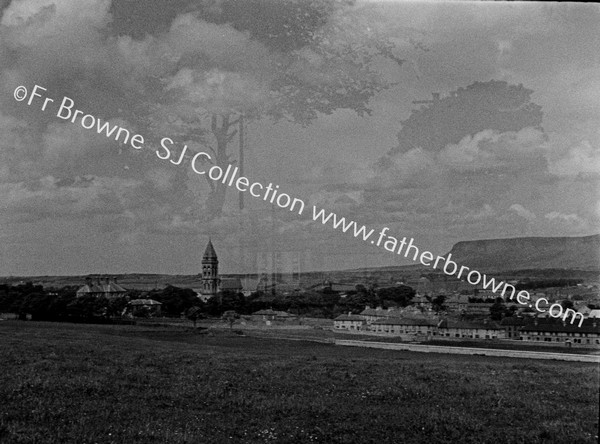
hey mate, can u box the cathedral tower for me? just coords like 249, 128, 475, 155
201, 239, 220, 297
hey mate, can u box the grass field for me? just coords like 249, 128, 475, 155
0, 321, 598, 444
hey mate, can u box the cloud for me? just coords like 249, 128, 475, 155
1, 0, 111, 45
0, 175, 145, 221
509, 203, 536, 221
543, 211, 594, 234
374, 147, 438, 189
548, 140, 600, 177
438, 127, 547, 173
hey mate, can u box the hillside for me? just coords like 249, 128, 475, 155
445, 234, 600, 271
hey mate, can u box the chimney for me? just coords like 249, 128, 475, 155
534, 316, 538, 326
348, 311, 352, 316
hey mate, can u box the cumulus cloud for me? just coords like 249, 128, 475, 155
509, 203, 536, 221
548, 140, 600, 177
0, 175, 145, 221
543, 211, 592, 233
374, 147, 438, 189
438, 127, 547, 173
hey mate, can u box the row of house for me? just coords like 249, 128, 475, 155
334, 312, 600, 347
501, 317, 600, 346
334, 314, 505, 340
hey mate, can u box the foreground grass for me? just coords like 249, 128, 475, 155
0, 322, 598, 444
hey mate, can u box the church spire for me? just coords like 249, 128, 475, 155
203, 238, 218, 260
201, 238, 219, 297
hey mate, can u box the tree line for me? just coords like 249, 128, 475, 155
0, 282, 418, 322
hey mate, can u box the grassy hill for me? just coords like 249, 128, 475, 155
445, 234, 600, 271
0, 321, 597, 443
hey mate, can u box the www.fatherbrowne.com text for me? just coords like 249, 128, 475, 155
14, 84, 584, 328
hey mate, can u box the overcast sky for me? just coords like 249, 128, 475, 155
0, 0, 599, 276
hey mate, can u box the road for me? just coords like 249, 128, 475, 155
335, 339, 600, 363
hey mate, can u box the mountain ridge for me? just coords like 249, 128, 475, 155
444, 234, 600, 271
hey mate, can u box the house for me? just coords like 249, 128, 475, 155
128, 299, 162, 316
76, 277, 127, 299
251, 309, 296, 322
360, 306, 393, 324
436, 320, 505, 339
500, 317, 528, 339
465, 302, 494, 316
370, 317, 437, 337
333, 313, 366, 331
220, 278, 243, 293
588, 309, 600, 318
520, 318, 600, 346
445, 294, 470, 313
240, 277, 260, 296
412, 294, 433, 310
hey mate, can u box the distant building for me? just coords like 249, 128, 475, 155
334, 313, 366, 331
201, 239, 220, 297
520, 318, 600, 346
76, 277, 126, 299
445, 294, 469, 313
370, 317, 437, 338
360, 307, 391, 324
436, 319, 505, 339
251, 309, 296, 322
500, 317, 527, 339
128, 299, 162, 316
465, 302, 495, 316
220, 278, 243, 293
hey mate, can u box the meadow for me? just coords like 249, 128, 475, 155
0, 321, 598, 444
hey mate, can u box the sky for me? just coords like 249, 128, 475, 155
0, 0, 599, 276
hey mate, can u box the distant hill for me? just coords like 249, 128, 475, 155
444, 234, 600, 271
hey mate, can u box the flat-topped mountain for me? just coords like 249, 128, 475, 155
445, 234, 600, 271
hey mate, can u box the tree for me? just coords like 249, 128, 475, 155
186, 306, 204, 328
148, 285, 199, 317
222, 310, 240, 330
428, 295, 447, 313
143, 0, 409, 217
490, 301, 506, 321
376, 285, 415, 307
560, 300, 574, 310
387, 80, 544, 157
66, 295, 108, 320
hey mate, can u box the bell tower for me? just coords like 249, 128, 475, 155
201, 239, 220, 297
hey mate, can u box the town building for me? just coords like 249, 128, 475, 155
76, 277, 127, 299
520, 318, 600, 346
436, 319, 505, 339
370, 317, 437, 338
201, 239, 220, 297
220, 278, 243, 293
445, 294, 470, 313
360, 306, 393, 324
500, 317, 527, 339
251, 309, 296, 322
128, 299, 162, 316
334, 313, 366, 331
465, 302, 494, 316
